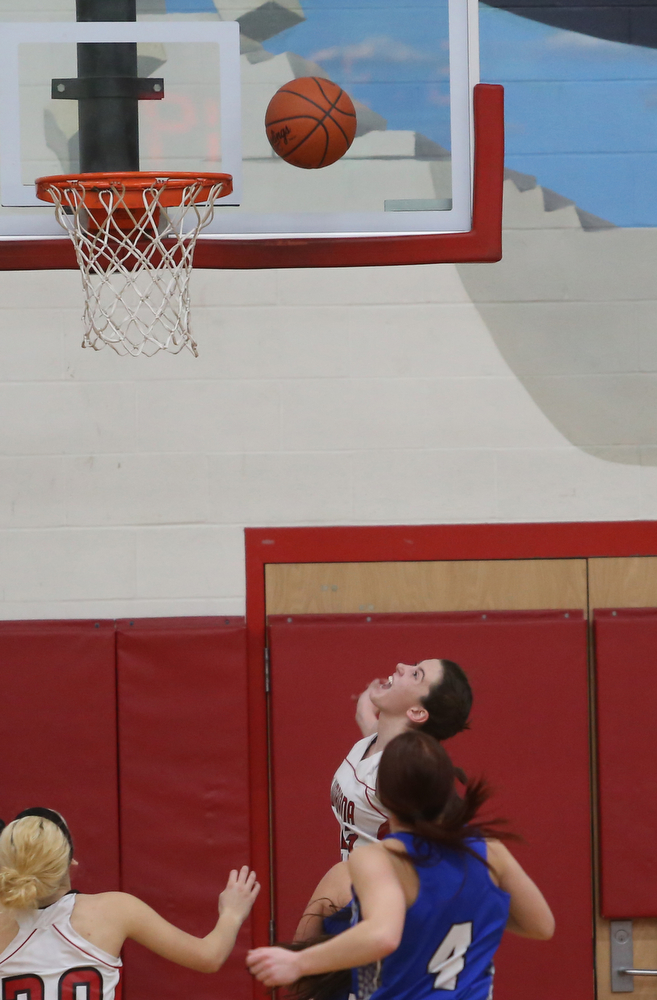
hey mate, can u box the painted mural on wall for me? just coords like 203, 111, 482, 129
163, 0, 657, 466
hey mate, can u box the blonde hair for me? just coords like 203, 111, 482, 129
0, 816, 71, 910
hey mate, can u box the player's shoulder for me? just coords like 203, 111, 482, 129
74, 891, 142, 918
348, 840, 394, 873
482, 839, 507, 866
0, 906, 18, 935
349, 734, 376, 757
340, 734, 377, 768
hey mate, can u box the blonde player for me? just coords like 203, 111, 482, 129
0, 807, 259, 1000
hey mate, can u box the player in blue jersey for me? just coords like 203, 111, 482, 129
247, 731, 554, 1000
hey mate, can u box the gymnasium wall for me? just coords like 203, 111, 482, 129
1, 236, 656, 618
1, 2, 657, 619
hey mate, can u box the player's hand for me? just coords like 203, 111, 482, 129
354, 680, 380, 735
246, 946, 302, 987
219, 867, 260, 923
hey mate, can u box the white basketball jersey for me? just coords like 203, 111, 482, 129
0, 893, 122, 1000
331, 735, 390, 860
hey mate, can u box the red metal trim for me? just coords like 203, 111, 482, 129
245, 521, 657, 565
244, 519, 657, 948
194, 84, 504, 269
245, 540, 272, 964
0, 84, 503, 271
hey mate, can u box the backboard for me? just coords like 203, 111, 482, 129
0, 0, 503, 268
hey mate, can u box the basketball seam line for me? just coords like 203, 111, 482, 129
269, 87, 352, 166
272, 90, 356, 119
314, 78, 356, 150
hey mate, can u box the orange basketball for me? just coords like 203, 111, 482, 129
265, 77, 357, 169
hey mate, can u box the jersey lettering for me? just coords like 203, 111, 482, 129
58, 967, 103, 1000
427, 922, 473, 991
3, 976, 45, 1000
331, 780, 356, 828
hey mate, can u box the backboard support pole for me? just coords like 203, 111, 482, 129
72, 0, 140, 172
52, 4, 164, 172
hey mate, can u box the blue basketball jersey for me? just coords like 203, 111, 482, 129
353, 833, 510, 1000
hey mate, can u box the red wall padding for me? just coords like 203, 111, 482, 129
0, 620, 120, 892
269, 610, 593, 1000
116, 617, 252, 1000
595, 608, 657, 918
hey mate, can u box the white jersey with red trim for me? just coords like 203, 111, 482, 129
331, 735, 391, 860
0, 893, 122, 1000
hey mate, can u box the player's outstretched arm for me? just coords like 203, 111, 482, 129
486, 841, 554, 940
107, 866, 260, 973
355, 681, 380, 736
294, 861, 351, 941
247, 845, 404, 988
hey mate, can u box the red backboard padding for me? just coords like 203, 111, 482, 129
116, 617, 252, 1000
0, 620, 119, 893
269, 610, 593, 1000
595, 608, 657, 918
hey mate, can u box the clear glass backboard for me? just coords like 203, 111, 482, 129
0, 0, 483, 243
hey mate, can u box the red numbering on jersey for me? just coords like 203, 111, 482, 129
265, 77, 357, 169
340, 831, 358, 854
3, 975, 45, 1000
2, 968, 102, 1000
59, 968, 103, 1000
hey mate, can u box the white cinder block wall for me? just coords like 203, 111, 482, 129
2, 202, 656, 619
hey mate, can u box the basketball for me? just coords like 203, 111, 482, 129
265, 77, 357, 169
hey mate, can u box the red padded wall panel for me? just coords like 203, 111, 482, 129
116, 617, 251, 1000
0, 620, 119, 892
595, 608, 657, 918
269, 610, 593, 1000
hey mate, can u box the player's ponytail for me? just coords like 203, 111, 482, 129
0, 815, 71, 909
376, 730, 513, 858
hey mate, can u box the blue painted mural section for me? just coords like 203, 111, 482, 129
166, 0, 657, 227
258, 0, 453, 152
481, 6, 657, 227
166, 0, 217, 10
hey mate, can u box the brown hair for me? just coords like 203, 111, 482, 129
417, 659, 472, 743
284, 732, 512, 1000
376, 730, 512, 859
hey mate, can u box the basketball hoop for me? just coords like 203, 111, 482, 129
35, 171, 232, 357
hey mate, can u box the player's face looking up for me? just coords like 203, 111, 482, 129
370, 659, 443, 723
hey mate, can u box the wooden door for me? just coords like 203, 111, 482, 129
266, 559, 593, 999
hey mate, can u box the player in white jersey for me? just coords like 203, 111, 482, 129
331, 658, 472, 858
296, 659, 473, 944
0, 807, 259, 1000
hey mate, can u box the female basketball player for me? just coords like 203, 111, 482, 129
0, 807, 259, 999
332, 659, 472, 856
248, 731, 554, 1000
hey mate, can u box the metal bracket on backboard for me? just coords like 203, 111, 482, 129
52, 76, 164, 101
611, 920, 657, 992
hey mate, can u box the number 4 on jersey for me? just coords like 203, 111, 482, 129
427, 922, 473, 990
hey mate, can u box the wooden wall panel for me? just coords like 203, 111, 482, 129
589, 556, 657, 609
266, 559, 588, 615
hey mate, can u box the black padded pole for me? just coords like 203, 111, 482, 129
76, 0, 139, 172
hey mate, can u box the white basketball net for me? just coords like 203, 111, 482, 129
43, 176, 230, 357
